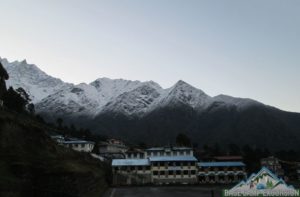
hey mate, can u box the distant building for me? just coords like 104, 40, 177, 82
99, 139, 127, 159
146, 147, 193, 157
62, 140, 95, 152
112, 146, 198, 185
112, 159, 151, 185
50, 135, 95, 153
125, 148, 145, 159
50, 135, 65, 144
260, 156, 284, 178
150, 156, 198, 184
198, 162, 247, 184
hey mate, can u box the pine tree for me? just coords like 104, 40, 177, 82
0, 62, 9, 102
3, 87, 28, 112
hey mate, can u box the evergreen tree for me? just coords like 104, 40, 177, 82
0, 62, 9, 102
16, 87, 31, 103
56, 118, 63, 129
3, 87, 28, 112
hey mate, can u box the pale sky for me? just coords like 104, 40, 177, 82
0, 0, 299, 112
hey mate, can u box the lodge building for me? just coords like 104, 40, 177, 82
112, 147, 198, 185
197, 162, 247, 184
112, 147, 247, 185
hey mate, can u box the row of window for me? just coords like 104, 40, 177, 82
148, 150, 192, 157
65, 144, 88, 148
199, 167, 245, 171
152, 161, 196, 167
126, 151, 193, 158
114, 166, 151, 171
126, 153, 144, 158
153, 170, 197, 176
198, 174, 245, 181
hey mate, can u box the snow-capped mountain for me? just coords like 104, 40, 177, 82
1, 57, 262, 118
0, 57, 71, 103
2, 57, 300, 150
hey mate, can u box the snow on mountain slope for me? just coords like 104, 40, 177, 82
212, 94, 263, 110
36, 78, 162, 117
157, 80, 212, 109
89, 78, 150, 108
35, 83, 102, 117
101, 81, 163, 116
0, 57, 70, 103
1, 57, 263, 118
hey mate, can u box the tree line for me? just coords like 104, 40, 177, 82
0, 62, 34, 113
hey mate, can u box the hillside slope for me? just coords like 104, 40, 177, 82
0, 108, 109, 197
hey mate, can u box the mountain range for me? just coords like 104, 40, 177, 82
2, 57, 300, 150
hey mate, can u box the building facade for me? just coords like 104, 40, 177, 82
261, 156, 284, 178
62, 140, 95, 152
112, 159, 151, 185
150, 156, 198, 184
99, 139, 127, 159
112, 147, 198, 185
197, 162, 247, 184
50, 135, 95, 153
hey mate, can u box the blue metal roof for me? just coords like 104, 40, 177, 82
112, 159, 150, 166
198, 162, 245, 167
149, 156, 197, 162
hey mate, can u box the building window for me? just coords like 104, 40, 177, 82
138, 166, 142, 171
183, 170, 188, 175
169, 171, 174, 175
153, 171, 158, 175
160, 171, 165, 175
191, 170, 196, 175
176, 170, 181, 175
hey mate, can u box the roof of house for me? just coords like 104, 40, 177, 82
213, 156, 243, 161
146, 147, 192, 151
198, 162, 245, 167
149, 156, 197, 162
63, 140, 95, 144
112, 159, 150, 166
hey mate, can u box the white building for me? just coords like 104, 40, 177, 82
62, 140, 95, 152
197, 162, 247, 184
99, 139, 127, 153
112, 146, 198, 185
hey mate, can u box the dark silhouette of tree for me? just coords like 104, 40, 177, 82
16, 87, 31, 103
0, 62, 9, 102
56, 118, 63, 128
228, 143, 241, 155
27, 103, 35, 114
212, 143, 222, 156
35, 115, 45, 123
175, 133, 191, 147
3, 87, 28, 112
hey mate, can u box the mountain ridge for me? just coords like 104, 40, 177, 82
2, 57, 300, 150
1, 57, 267, 117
